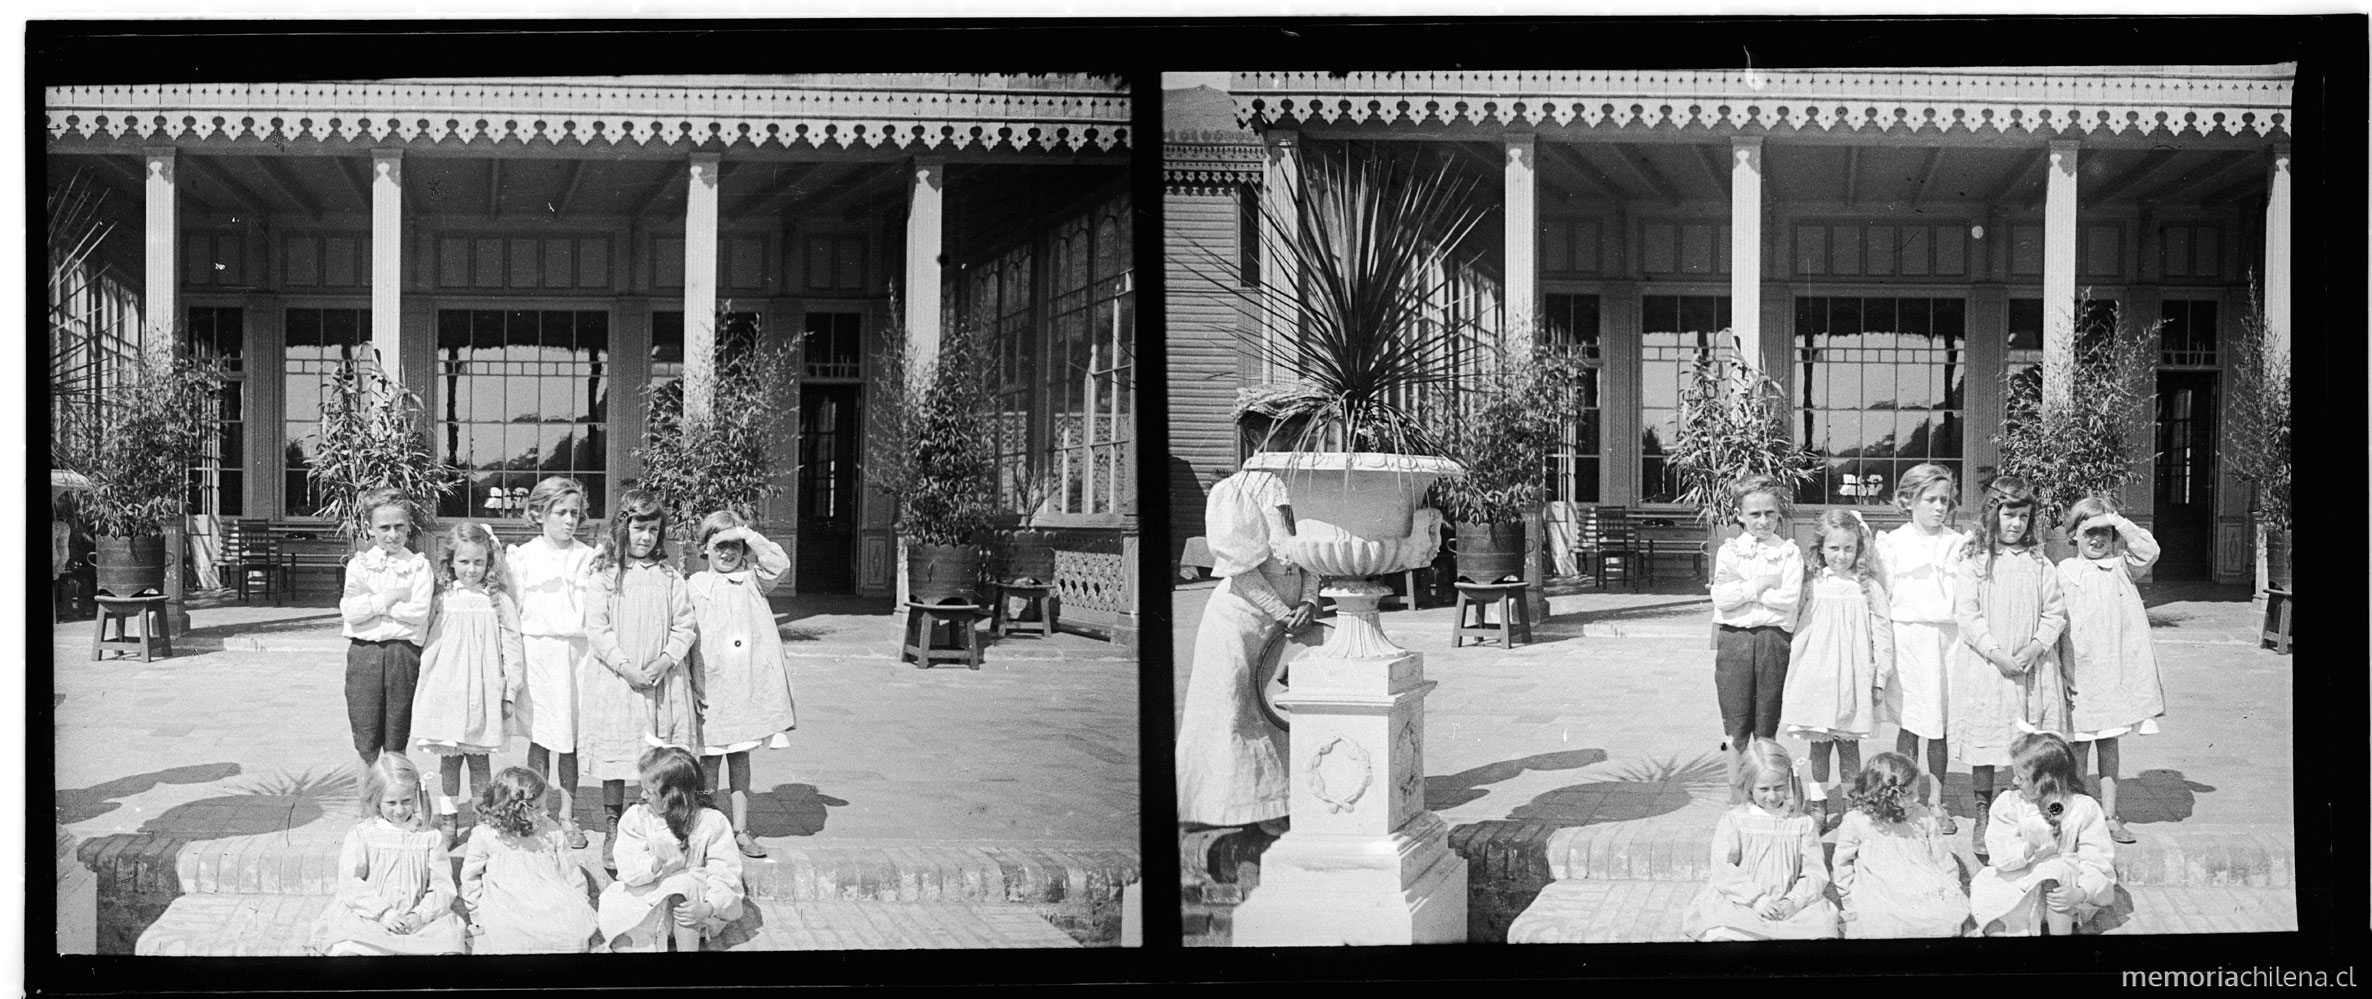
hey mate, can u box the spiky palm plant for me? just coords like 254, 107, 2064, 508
1232, 151, 1490, 456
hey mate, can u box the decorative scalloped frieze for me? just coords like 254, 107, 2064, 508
1163, 135, 1264, 188
45, 79, 1132, 152
1233, 67, 2293, 139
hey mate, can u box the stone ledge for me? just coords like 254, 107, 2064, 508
1542, 820, 2296, 888
57, 636, 1133, 663
99, 833, 1139, 907
1505, 878, 2300, 942
136, 894, 1082, 955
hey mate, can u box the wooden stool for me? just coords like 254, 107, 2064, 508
990, 580, 1058, 638
1452, 581, 1533, 649
92, 594, 172, 662
1381, 567, 1424, 610
901, 603, 985, 669
2261, 587, 2293, 655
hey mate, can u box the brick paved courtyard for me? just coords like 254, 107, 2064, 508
51, 593, 1140, 953
1172, 579, 2298, 942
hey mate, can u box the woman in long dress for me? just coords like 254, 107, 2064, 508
1176, 399, 1321, 832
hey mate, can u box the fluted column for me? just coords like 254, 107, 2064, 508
370, 149, 403, 384
683, 151, 721, 422
2042, 140, 2080, 415
1729, 137, 1763, 364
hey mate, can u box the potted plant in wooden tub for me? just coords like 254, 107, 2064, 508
53, 350, 229, 601
1428, 338, 1594, 609
2223, 283, 2291, 595
635, 309, 799, 573
872, 310, 1000, 607
1992, 296, 2156, 565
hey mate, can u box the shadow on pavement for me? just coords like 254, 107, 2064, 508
2140, 581, 2253, 608
745, 783, 848, 838
1500, 751, 1728, 826
72, 766, 358, 953
1425, 748, 1609, 812
2120, 768, 2215, 824
56, 762, 244, 824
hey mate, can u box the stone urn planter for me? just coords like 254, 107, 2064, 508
1230, 451, 1470, 947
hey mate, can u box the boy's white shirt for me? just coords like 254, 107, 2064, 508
1710, 532, 1804, 630
340, 548, 434, 642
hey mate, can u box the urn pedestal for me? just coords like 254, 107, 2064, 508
1230, 452, 1469, 946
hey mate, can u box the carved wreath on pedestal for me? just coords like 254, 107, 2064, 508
1306, 736, 1373, 814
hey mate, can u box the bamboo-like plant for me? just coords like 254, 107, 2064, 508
303, 360, 464, 543
1222, 151, 1490, 456
2223, 281, 2290, 533
634, 310, 799, 537
56, 350, 229, 541
1992, 296, 2157, 529
870, 306, 1000, 548
1427, 337, 1594, 526
1664, 339, 1823, 528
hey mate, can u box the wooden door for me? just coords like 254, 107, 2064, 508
2152, 371, 2217, 580
796, 384, 862, 593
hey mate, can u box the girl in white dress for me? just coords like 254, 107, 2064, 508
462, 767, 599, 953
410, 522, 526, 846
1948, 475, 2070, 841
687, 510, 799, 860
585, 490, 700, 874
1971, 732, 2116, 936
507, 476, 599, 850
307, 753, 469, 956
2054, 495, 2164, 845
1681, 738, 1841, 941
598, 747, 746, 953
1874, 463, 1966, 832
1176, 404, 1321, 833
1833, 751, 1970, 938
1779, 510, 1894, 828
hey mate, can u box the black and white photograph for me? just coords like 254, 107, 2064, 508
42, 56, 1142, 958
19, 11, 2360, 992
1165, 63, 2307, 946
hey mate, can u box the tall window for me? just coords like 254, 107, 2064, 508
2159, 299, 2219, 367
801, 312, 863, 379
1047, 197, 1133, 517
969, 244, 1036, 511
186, 307, 245, 517
1543, 293, 1603, 504
1639, 295, 1732, 505
2004, 298, 2117, 429
1795, 296, 1965, 507
283, 307, 370, 517
433, 309, 610, 519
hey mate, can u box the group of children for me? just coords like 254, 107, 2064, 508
1695, 462, 2165, 938
316, 476, 800, 954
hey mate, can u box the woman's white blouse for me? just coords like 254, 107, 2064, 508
1205, 471, 1293, 580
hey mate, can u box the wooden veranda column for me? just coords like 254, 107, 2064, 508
683, 151, 721, 422
1729, 136, 1763, 365
2257, 142, 2291, 601
903, 156, 946, 366
1504, 133, 1538, 339
2042, 140, 2080, 415
144, 146, 189, 632
897, 155, 947, 606
1259, 129, 1301, 381
370, 149, 404, 385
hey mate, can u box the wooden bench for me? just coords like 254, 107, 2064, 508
1634, 521, 1709, 587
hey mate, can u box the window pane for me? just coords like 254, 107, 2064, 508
1794, 296, 1966, 507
